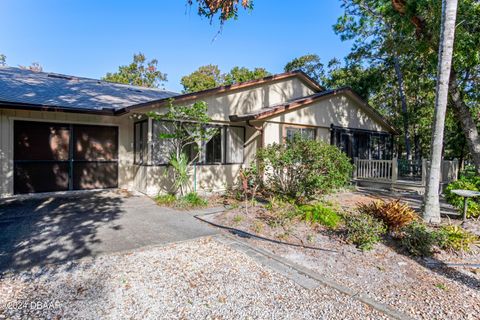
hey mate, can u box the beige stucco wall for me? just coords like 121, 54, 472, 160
267, 94, 388, 131
131, 164, 242, 196
136, 77, 316, 122
0, 108, 252, 198
260, 93, 390, 147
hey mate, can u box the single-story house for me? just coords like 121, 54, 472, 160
0, 66, 396, 198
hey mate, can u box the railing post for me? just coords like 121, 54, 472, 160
392, 157, 398, 183
353, 157, 358, 180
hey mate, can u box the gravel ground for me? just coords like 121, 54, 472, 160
0, 237, 388, 319
244, 238, 480, 320
207, 205, 480, 320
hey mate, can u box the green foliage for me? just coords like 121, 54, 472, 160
298, 204, 341, 229
262, 197, 299, 228
284, 54, 325, 86
178, 192, 208, 208
445, 176, 480, 218
224, 66, 270, 85
344, 214, 387, 251
155, 194, 177, 206
0, 53, 6, 66
147, 100, 216, 195
181, 65, 270, 93
436, 225, 479, 252
188, 0, 253, 24
256, 138, 353, 202
180, 65, 223, 93
400, 221, 438, 257
357, 199, 418, 232
103, 52, 166, 88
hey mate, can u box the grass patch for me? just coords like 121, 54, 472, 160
177, 192, 208, 209
155, 194, 177, 206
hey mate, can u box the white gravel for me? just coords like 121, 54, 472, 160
0, 237, 388, 319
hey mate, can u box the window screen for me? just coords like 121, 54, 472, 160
134, 121, 148, 164
225, 126, 244, 164
152, 120, 175, 165
285, 127, 316, 141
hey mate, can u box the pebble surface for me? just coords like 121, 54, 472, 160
0, 237, 388, 319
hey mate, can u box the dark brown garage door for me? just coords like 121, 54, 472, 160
14, 121, 118, 194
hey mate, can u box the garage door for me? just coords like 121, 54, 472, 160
14, 121, 118, 194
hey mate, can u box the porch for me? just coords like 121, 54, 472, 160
353, 158, 459, 194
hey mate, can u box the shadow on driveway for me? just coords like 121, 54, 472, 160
0, 191, 217, 272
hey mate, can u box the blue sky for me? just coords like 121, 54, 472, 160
0, 0, 352, 92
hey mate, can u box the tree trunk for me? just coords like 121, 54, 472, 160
393, 56, 412, 160
423, 0, 458, 224
449, 69, 480, 175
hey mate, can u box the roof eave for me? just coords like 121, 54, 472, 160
0, 101, 117, 116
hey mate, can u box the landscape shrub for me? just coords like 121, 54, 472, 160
400, 221, 438, 257
256, 138, 353, 203
436, 225, 479, 252
177, 192, 208, 208
344, 213, 386, 251
445, 176, 480, 218
357, 199, 418, 232
298, 204, 342, 229
155, 194, 177, 206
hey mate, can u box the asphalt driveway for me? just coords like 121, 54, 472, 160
0, 191, 218, 272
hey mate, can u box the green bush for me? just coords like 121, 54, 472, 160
344, 214, 387, 251
155, 194, 177, 206
437, 225, 479, 252
299, 204, 342, 229
400, 221, 438, 257
445, 176, 480, 218
256, 138, 353, 203
178, 192, 208, 208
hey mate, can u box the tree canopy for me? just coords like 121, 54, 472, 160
103, 52, 167, 88
181, 65, 270, 93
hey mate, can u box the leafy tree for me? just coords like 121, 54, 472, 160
180, 64, 223, 93
284, 54, 326, 86
181, 65, 270, 93
147, 100, 217, 195
103, 52, 167, 88
224, 66, 270, 85
187, 0, 253, 24
0, 54, 5, 66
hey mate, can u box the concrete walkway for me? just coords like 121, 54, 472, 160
0, 191, 218, 272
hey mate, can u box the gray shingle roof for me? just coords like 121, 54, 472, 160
0, 66, 178, 112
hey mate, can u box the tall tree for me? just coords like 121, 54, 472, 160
423, 0, 458, 223
224, 66, 270, 85
284, 54, 325, 86
181, 65, 270, 93
0, 54, 5, 66
103, 53, 167, 88
180, 65, 224, 93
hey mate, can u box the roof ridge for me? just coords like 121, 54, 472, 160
0, 66, 177, 94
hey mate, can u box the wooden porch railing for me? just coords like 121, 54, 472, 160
353, 157, 459, 186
